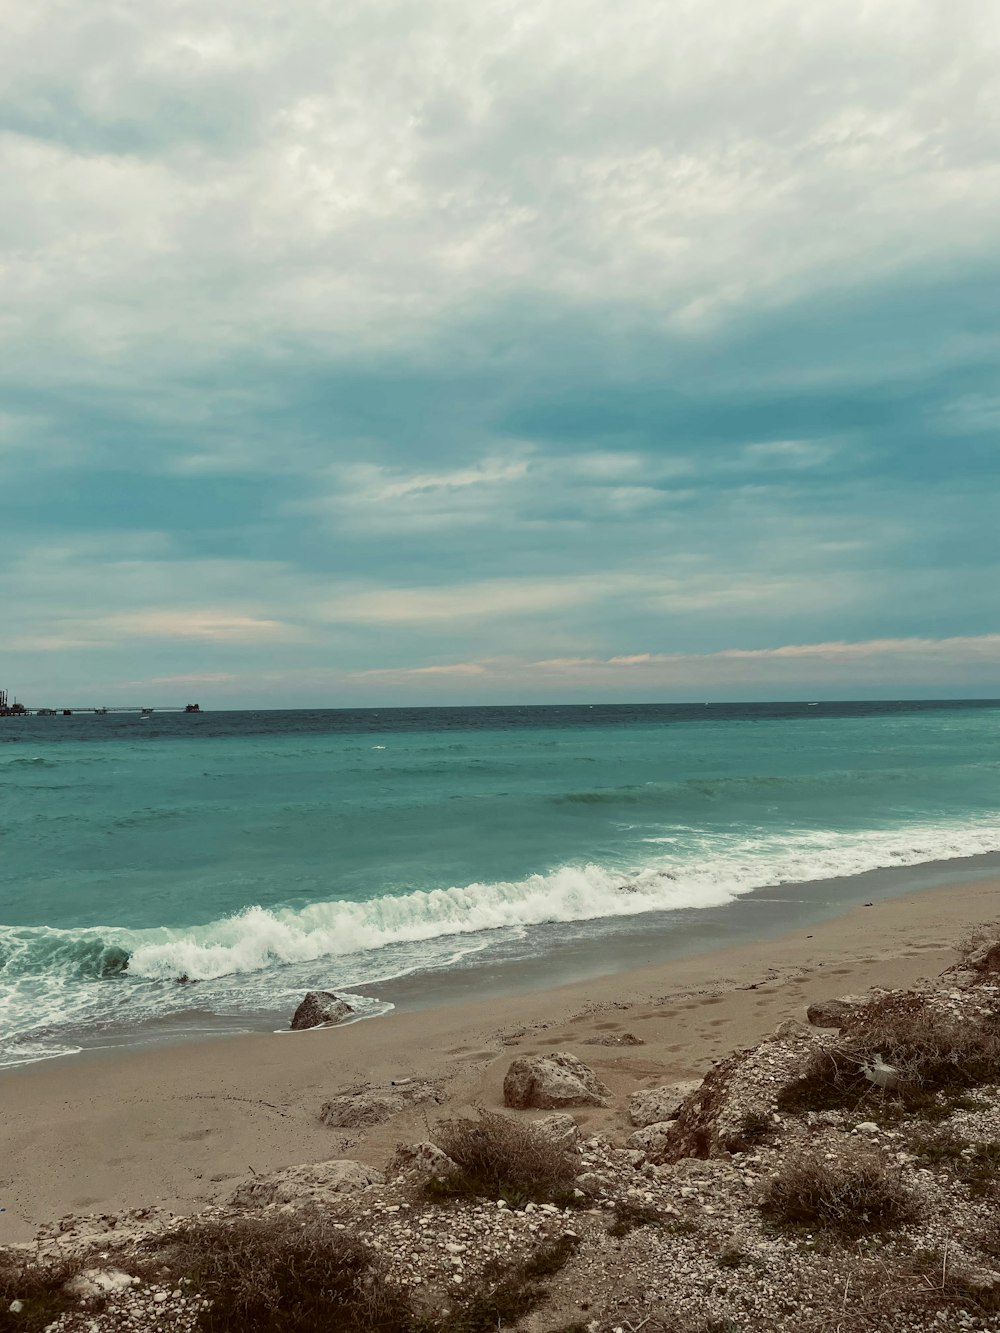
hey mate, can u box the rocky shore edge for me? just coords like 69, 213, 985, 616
6, 930, 1000, 1333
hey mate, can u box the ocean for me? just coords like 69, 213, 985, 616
2, 700, 999, 1069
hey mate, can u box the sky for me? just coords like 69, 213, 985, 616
2, 0, 999, 707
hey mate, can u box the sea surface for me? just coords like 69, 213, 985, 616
2, 700, 999, 1069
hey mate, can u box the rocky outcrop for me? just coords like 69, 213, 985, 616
628, 1081, 703, 1127
502, 1052, 610, 1109
229, 1158, 383, 1207
320, 1079, 446, 1128
805, 996, 864, 1028
941, 941, 1000, 989
626, 1120, 677, 1155
582, 1032, 645, 1047
290, 991, 355, 1030
651, 1026, 822, 1163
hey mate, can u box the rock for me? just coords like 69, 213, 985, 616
230, 1158, 383, 1207
290, 991, 355, 1030
965, 942, 1000, 973
391, 1142, 459, 1179
320, 1079, 445, 1128
582, 1032, 645, 1047
64, 1269, 136, 1300
805, 997, 864, 1029
948, 969, 980, 988
628, 1082, 703, 1127
8, 1300, 24, 1314
653, 1025, 822, 1163
535, 1112, 582, 1148
626, 1121, 677, 1155
503, 1052, 611, 1109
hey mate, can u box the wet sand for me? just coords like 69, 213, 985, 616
2, 874, 998, 1246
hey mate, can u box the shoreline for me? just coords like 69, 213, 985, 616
8, 846, 1000, 1071
2, 872, 1000, 1246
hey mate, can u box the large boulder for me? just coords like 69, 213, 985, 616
628, 1081, 703, 1127
290, 991, 355, 1030
503, 1052, 611, 1109
229, 1159, 383, 1207
320, 1079, 446, 1128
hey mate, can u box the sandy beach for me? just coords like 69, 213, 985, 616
2, 873, 999, 1247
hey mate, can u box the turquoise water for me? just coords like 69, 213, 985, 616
2, 701, 999, 1066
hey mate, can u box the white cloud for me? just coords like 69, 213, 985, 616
2, 0, 998, 387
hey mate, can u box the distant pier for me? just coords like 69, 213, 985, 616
0, 690, 201, 718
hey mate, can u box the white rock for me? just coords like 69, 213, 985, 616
628, 1082, 702, 1127
230, 1158, 384, 1207
536, 1112, 583, 1147
503, 1053, 611, 1109
64, 1269, 137, 1300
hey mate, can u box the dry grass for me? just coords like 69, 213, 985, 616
0, 1252, 85, 1333
434, 1236, 580, 1333
152, 1213, 413, 1333
420, 1110, 580, 1207
778, 992, 1000, 1116
607, 1199, 665, 1237
760, 1149, 918, 1239
906, 1125, 1000, 1198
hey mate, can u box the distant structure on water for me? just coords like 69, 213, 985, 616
1, 688, 202, 718
0, 688, 26, 717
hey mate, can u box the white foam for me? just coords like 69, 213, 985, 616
122, 814, 1000, 983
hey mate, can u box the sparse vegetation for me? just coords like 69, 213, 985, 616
143, 1215, 581, 1333
906, 1125, 1000, 1198
760, 1149, 918, 1239
419, 1110, 580, 1207
777, 992, 1000, 1116
152, 1213, 413, 1333
0, 1254, 85, 1333
607, 1199, 665, 1237
906, 1246, 1000, 1314
441, 1237, 580, 1333
716, 1247, 765, 1272
732, 1109, 772, 1149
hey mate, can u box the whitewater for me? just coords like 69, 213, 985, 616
2, 700, 999, 1067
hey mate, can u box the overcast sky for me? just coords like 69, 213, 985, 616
3, 0, 999, 706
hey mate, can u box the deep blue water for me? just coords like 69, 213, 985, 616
2, 699, 999, 1066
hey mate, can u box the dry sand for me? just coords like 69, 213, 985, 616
2, 874, 999, 1246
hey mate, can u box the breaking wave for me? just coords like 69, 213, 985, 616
4, 815, 1000, 999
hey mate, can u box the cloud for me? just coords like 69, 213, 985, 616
1, 2, 998, 704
